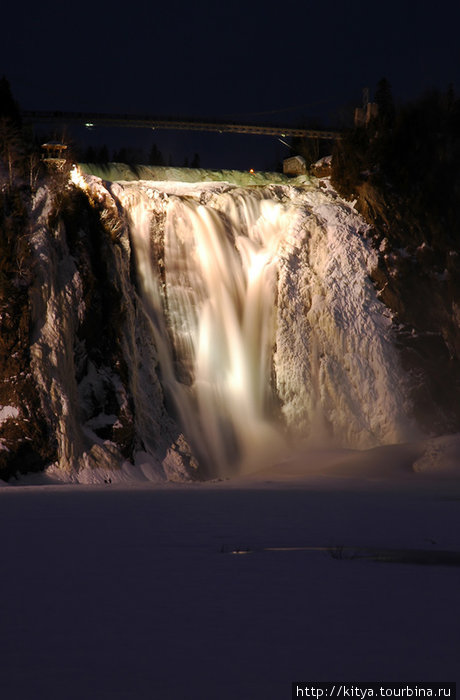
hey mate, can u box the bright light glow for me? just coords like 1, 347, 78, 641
69, 165, 87, 190
85, 122, 94, 128
231, 549, 252, 555
128, 191, 288, 474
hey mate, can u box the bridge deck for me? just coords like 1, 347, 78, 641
23, 110, 342, 140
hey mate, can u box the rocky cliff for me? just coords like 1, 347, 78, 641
0, 178, 196, 482
1, 167, 459, 482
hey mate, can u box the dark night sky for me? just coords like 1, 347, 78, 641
2, 0, 460, 169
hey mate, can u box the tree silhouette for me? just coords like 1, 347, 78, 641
98, 145, 109, 164
0, 118, 24, 189
149, 143, 164, 166
84, 146, 96, 162
0, 77, 25, 189
0, 76, 21, 124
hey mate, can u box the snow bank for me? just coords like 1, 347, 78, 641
0, 406, 19, 423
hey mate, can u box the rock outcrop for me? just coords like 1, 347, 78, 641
0, 179, 196, 482
348, 181, 460, 434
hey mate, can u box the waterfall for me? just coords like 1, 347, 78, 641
126, 186, 288, 474
110, 176, 416, 477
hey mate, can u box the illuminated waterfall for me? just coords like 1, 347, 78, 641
128, 188, 287, 473
106, 175, 417, 477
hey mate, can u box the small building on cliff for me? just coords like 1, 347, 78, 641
283, 155, 307, 176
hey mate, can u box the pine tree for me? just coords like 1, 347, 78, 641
0, 76, 21, 124
84, 146, 96, 163
0, 118, 24, 189
98, 145, 109, 163
149, 143, 164, 166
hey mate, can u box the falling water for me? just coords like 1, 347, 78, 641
113, 176, 416, 477
128, 188, 288, 474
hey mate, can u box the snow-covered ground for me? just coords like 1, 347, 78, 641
2, 170, 459, 698
2, 441, 460, 700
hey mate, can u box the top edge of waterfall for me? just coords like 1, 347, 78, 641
78, 162, 314, 187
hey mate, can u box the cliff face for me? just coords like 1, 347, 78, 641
329, 90, 460, 435
1, 168, 460, 483
347, 181, 460, 434
0, 181, 196, 482
0, 189, 55, 477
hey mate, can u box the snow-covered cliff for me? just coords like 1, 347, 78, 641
1, 166, 456, 482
